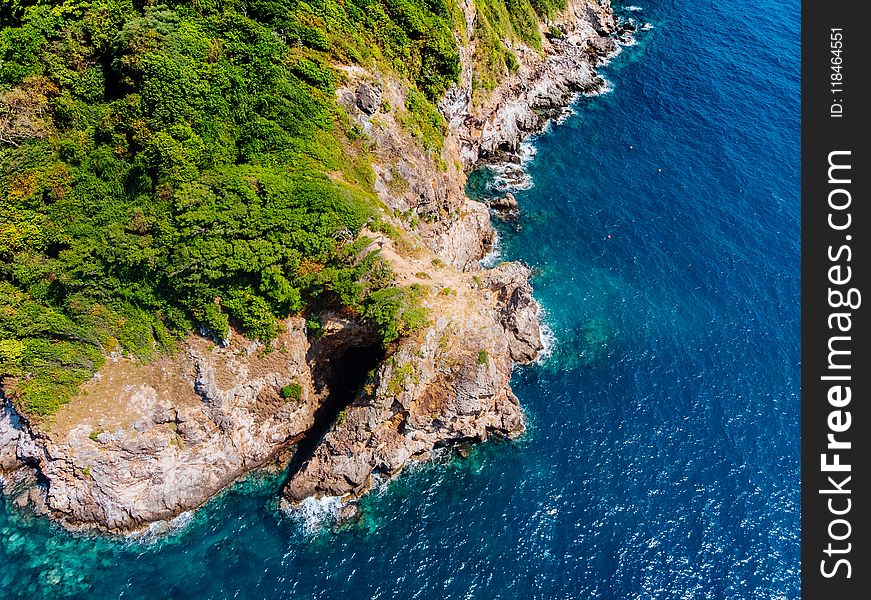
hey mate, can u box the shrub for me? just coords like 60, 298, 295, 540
305, 317, 323, 337
362, 284, 430, 344
399, 88, 446, 152
222, 288, 278, 342
280, 382, 303, 401
387, 361, 416, 395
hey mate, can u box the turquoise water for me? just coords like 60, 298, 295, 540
0, 1, 800, 598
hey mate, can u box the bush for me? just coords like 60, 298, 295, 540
399, 88, 446, 152
477, 349, 489, 365
362, 284, 430, 344
280, 382, 303, 401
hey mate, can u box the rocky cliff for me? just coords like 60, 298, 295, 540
2, 319, 317, 532
283, 246, 542, 509
1, 0, 620, 532
281, 0, 621, 520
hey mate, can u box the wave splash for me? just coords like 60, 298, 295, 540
284, 495, 343, 535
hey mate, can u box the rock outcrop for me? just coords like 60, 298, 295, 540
284, 258, 541, 505
2, 319, 317, 532
337, 1, 618, 269
453, 0, 618, 167
339, 70, 493, 273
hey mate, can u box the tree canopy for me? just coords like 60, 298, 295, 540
0, 0, 559, 415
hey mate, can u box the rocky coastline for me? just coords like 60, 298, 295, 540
0, 0, 625, 533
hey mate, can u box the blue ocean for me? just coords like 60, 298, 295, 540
0, 1, 800, 598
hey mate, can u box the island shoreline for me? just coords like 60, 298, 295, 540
0, 0, 634, 535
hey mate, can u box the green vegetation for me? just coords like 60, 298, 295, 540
531, 0, 570, 18
0, 1, 462, 416
387, 359, 416, 395
471, 0, 568, 95
280, 381, 303, 401
477, 349, 489, 365
0, 0, 559, 416
369, 218, 402, 241
89, 428, 104, 442
304, 316, 322, 337
362, 284, 430, 345
398, 88, 446, 152
242, 0, 463, 101
437, 331, 450, 349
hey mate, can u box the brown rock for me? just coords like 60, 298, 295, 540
283, 250, 542, 506
3, 318, 319, 533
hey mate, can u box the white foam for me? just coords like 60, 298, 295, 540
625, 5, 643, 11
480, 229, 502, 269
518, 141, 538, 165
585, 75, 614, 97
535, 307, 557, 365
471, 31, 631, 214
595, 43, 623, 69
128, 510, 194, 543
554, 103, 578, 124
288, 495, 342, 535
368, 471, 393, 496
485, 162, 533, 194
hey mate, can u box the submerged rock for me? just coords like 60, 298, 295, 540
490, 193, 519, 211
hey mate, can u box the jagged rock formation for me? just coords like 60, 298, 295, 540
451, 0, 617, 166
2, 319, 316, 532
284, 253, 541, 505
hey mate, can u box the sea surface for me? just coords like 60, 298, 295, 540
0, 1, 800, 598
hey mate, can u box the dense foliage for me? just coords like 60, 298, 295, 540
362, 283, 430, 345
0, 0, 461, 416
0, 0, 561, 416
472, 0, 566, 93
246, 0, 464, 101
